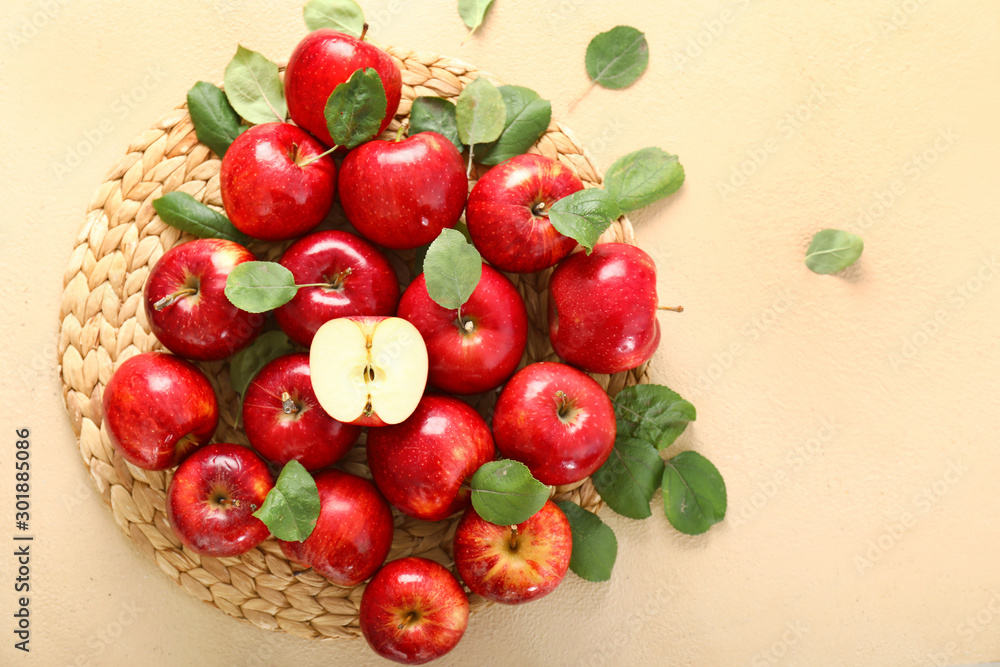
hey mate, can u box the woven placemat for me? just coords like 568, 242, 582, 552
58, 46, 650, 640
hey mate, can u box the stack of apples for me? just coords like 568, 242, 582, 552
100, 27, 665, 665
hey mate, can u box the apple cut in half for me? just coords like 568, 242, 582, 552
310, 316, 428, 427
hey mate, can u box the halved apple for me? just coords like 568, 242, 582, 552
310, 316, 429, 427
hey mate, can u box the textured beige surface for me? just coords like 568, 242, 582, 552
1, 1, 998, 666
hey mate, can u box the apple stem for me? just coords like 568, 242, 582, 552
466, 147, 474, 178
360, 23, 369, 42
395, 119, 410, 142
531, 201, 548, 217
509, 525, 519, 551
281, 391, 299, 416
317, 267, 352, 290
153, 287, 197, 311
297, 144, 339, 168
657, 305, 684, 313
554, 390, 573, 420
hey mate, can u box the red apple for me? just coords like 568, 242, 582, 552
241, 353, 361, 471
549, 243, 661, 374
278, 469, 393, 587
339, 132, 467, 250
397, 264, 527, 394
367, 395, 495, 521
143, 238, 265, 360
274, 230, 400, 346
465, 153, 584, 273
453, 500, 572, 604
102, 351, 219, 471
285, 28, 402, 147
360, 557, 469, 665
166, 443, 273, 557
492, 362, 616, 486
219, 122, 336, 241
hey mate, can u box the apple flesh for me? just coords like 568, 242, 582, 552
549, 243, 661, 374
166, 443, 273, 557
367, 395, 495, 521
492, 361, 616, 486
278, 469, 394, 587
143, 238, 265, 360
285, 28, 402, 147
241, 353, 361, 471
465, 153, 584, 273
219, 122, 337, 241
397, 264, 528, 395
360, 557, 470, 665
102, 351, 219, 471
453, 500, 572, 604
274, 230, 400, 346
339, 132, 467, 250
309, 316, 428, 427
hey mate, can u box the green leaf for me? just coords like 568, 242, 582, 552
303, 0, 364, 35
554, 501, 618, 582
604, 147, 685, 212
456, 76, 506, 147
422, 228, 482, 311
229, 331, 297, 397
224, 261, 298, 313
548, 188, 621, 252
478, 85, 552, 166
186, 81, 245, 157
224, 45, 287, 124
152, 192, 251, 245
590, 433, 664, 520
805, 229, 864, 274
585, 26, 650, 90
409, 97, 463, 151
612, 384, 696, 452
324, 68, 387, 149
253, 460, 321, 542
458, 0, 495, 39
662, 452, 727, 535
470, 460, 549, 526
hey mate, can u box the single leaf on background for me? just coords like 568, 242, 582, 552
303, 0, 365, 35
458, 0, 495, 41
224, 45, 287, 124
662, 451, 727, 535
229, 331, 297, 397
324, 68, 387, 149
455, 76, 506, 147
612, 384, 696, 452
224, 262, 298, 313
409, 96, 463, 151
186, 81, 245, 157
554, 500, 618, 582
478, 85, 552, 166
548, 188, 621, 252
590, 433, 664, 520
152, 192, 251, 245
422, 228, 483, 310
252, 460, 321, 542
604, 147, 685, 212
470, 459, 549, 526
804, 229, 864, 274
585, 26, 650, 90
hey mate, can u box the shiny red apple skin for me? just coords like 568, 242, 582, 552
143, 238, 265, 360
285, 28, 402, 147
492, 362, 616, 486
549, 243, 661, 374
360, 557, 470, 665
219, 122, 336, 242
166, 443, 273, 557
397, 264, 527, 395
274, 230, 400, 346
366, 395, 495, 521
278, 469, 393, 587
102, 351, 219, 471
339, 132, 467, 250
453, 500, 572, 604
241, 353, 361, 471
465, 153, 584, 273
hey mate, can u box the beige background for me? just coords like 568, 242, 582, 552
1, 0, 999, 665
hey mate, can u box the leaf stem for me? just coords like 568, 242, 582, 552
568, 80, 597, 112
461, 24, 479, 46
395, 119, 410, 142
297, 145, 339, 168
360, 23, 369, 42
466, 146, 474, 177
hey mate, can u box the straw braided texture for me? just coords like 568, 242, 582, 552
58, 46, 650, 640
